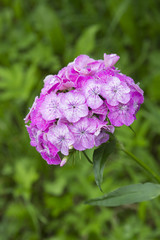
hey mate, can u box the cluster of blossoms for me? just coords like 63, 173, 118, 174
24, 54, 144, 166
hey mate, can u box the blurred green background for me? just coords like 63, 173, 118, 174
0, 0, 160, 239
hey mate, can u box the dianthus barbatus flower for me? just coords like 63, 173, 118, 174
60, 91, 88, 123
25, 53, 144, 166
84, 80, 103, 109
69, 118, 97, 151
40, 92, 62, 121
101, 76, 130, 106
47, 123, 74, 155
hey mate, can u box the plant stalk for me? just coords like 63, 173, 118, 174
122, 148, 160, 184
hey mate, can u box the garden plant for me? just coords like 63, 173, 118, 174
1, 0, 160, 239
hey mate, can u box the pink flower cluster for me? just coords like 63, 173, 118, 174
24, 54, 144, 166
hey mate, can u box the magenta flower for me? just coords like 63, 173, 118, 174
132, 83, 144, 96
29, 96, 51, 131
132, 92, 144, 114
76, 75, 93, 88
41, 153, 61, 165
73, 55, 94, 74
24, 96, 38, 123
95, 68, 116, 84
102, 76, 130, 106
91, 103, 108, 121
47, 123, 74, 155
104, 53, 120, 68
41, 75, 60, 95
36, 133, 61, 165
70, 118, 97, 151
61, 91, 88, 123
26, 125, 40, 147
95, 130, 110, 147
40, 92, 62, 121
86, 61, 104, 75
94, 120, 115, 136
84, 80, 103, 109
108, 101, 135, 126
66, 64, 79, 82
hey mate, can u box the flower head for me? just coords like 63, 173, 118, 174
25, 53, 144, 166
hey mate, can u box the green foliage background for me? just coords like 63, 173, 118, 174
0, 0, 160, 239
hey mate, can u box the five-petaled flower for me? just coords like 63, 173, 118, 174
47, 123, 74, 155
70, 118, 97, 151
60, 91, 88, 123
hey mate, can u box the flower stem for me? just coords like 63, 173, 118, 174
122, 148, 160, 184
82, 151, 93, 164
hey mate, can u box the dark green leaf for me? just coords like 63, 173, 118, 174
93, 138, 116, 191
86, 183, 160, 207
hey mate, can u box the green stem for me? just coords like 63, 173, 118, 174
82, 151, 93, 164
122, 148, 160, 184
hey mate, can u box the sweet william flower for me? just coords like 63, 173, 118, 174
108, 100, 135, 126
94, 120, 115, 136
47, 123, 74, 155
41, 75, 60, 95
60, 91, 88, 123
76, 75, 93, 88
132, 92, 144, 115
101, 76, 130, 106
24, 97, 38, 124
42, 153, 61, 165
73, 55, 94, 74
40, 92, 62, 121
87, 60, 104, 74
30, 96, 51, 131
69, 118, 97, 151
95, 130, 110, 147
26, 125, 40, 147
84, 80, 103, 109
37, 134, 61, 165
91, 103, 108, 121
104, 53, 120, 68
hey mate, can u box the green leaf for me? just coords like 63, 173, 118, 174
0, 64, 38, 101
85, 183, 160, 207
93, 139, 116, 191
75, 25, 99, 57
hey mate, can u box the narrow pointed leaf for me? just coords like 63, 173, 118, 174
85, 182, 160, 207
93, 139, 116, 191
